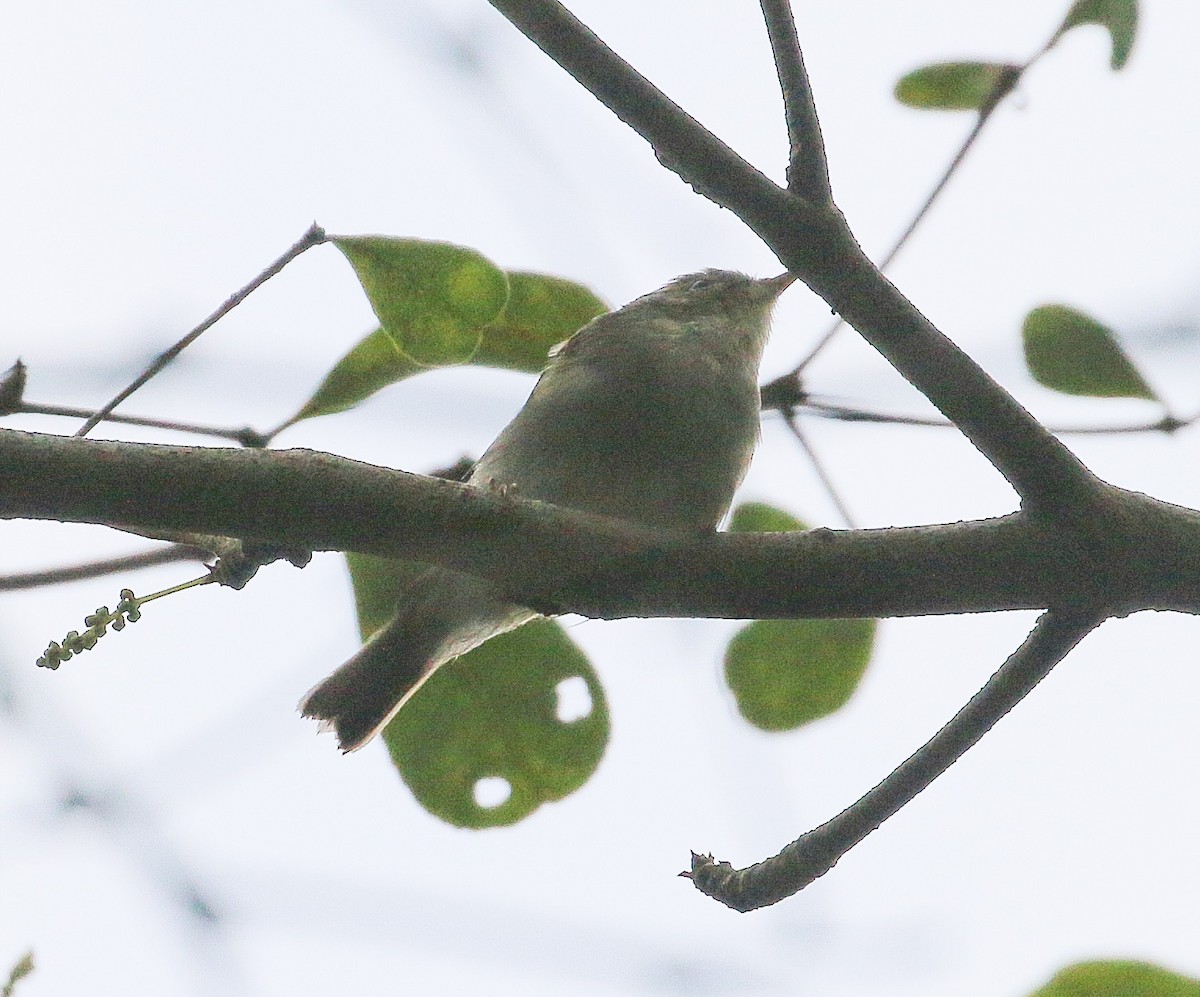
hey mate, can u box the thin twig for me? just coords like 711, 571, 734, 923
795, 399, 1195, 437
686, 608, 1102, 911
759, 0, 831, 204
792, 111, 991, 371
19, 401, 268, 446
74, 223, 326, 438
780, 409, 856, 527
0, 544, 209, 591
790, 26, 1062, 372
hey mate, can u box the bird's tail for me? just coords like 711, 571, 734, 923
299, 568, 534, 752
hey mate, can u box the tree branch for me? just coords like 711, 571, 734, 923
483, 0, 825, 260
758, 0, 831, 203
74, 223, 326, 438
5, 429, 1200, 620
484, 0, 1103, 523
0, 544, 208, 591
685, 608, 1102, 911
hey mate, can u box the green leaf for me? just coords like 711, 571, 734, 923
1028, 960, 1200, 997
288, 327, 424, 422
477, 271, 607, 374
894, 61, 1020, 111
724, 618, 876, 731
382, 619, 609, 828
1022, 304, 1156, 400
332, 236, 509, 366
727, 501, 805, 534
346, 551, 428, 639
283, 263, 605, 426
724, 502, 876, 732
1054, 0, 1138, 69
346, 552, 609, 828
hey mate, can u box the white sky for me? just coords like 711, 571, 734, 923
2, 1, 1200, 995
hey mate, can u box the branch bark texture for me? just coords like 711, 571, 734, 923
4, 429, 1200, 621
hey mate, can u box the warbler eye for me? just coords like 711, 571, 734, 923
687, 276, 719, 292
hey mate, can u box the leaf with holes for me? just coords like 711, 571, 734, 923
1022, 305, 1156, 400
723, 502, 876, 732
382, 618, 608, 828
333, 236, 509, 367
894, 61, 1020, 111
347, 552, 608, 828
1053, 0, 1138, 69
1028, 960, 1200, 997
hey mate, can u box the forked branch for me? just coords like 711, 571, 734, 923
484, 0, 1103, 526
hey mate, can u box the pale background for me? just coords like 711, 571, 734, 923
2, 1, 1199, 994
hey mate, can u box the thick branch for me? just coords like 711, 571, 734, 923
484, 0, 826, 267
485, 0, 1102, 522
5, 429, 1200, 620
687, 609, 1101, 910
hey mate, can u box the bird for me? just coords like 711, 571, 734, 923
300, 267, 795, 751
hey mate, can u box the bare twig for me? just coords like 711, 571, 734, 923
790, 110, 993, 372
686, 609, 1101, 910
74, 223, 326, 438
779, 410, 856, 527
482, 0, 822, 252
0, 544, 209, 591
18, 400, 267, 446
759, 0, 831, 204
792, 398, 1194, 437
786, 11, 1087, 373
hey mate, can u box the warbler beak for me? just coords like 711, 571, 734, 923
765, 271, 797, 294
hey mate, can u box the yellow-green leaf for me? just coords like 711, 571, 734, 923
1028, 960, 1200, 997
724, 502, 876, 732
724, 618, 876, 732
727, 501, 805, 534
332, 236, 509, 366
477, 271, 607, 373
346, 552, 609, 828
1022, 304, 1156, 400
1054, 0, 1138, 69
287, 327, 423, 422
283, 264, 605, 426
895, 61, 1020, 111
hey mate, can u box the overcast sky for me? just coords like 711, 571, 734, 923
2, 2, 1200, 995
